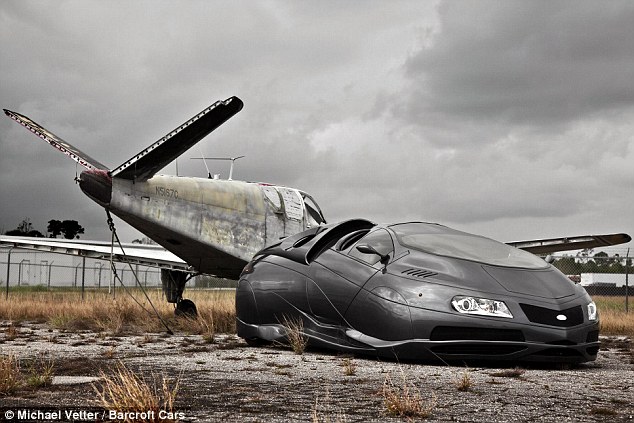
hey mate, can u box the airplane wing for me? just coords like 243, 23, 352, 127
0, 235, 189, 271
508, 233, 632, 255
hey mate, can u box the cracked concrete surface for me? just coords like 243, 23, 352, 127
1, 322, 633, 422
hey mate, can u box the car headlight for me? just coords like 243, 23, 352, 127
587, 301, 598, 322
451, 296, 513, 319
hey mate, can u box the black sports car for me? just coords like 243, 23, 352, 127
236, 219, 600, 363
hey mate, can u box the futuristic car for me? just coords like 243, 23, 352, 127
236, 219, 601, 363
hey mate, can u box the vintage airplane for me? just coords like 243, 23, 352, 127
1, 95, 630, 338
1, 97, 326, 315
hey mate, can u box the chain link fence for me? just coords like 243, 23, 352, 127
0, 249, 161, 289
553, 254, 632, 312
0, 248, 237, 292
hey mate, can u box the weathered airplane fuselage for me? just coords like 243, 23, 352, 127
80, 170, 325, 278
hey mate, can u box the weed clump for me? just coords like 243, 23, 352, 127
24, 356, 54, 388
0, 354, 54, 394
383, 369, 436, 419
454, 369, 473, 392
94, 362, 179, 423
341, 357, 357, 376
281, 316, 308, 355
0, 354, 21, 395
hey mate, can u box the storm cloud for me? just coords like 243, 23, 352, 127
1, 0, 632, 253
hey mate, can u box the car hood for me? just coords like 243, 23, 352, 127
482, 265, 577, 299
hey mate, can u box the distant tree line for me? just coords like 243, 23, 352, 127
4, 218, 43, 237
552, 250, 633, 275
4, 218, 85, 239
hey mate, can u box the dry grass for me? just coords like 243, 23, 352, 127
0, 353, 54, 394
383, 369, 436, 419
593, 296, 634, 337
0, 288, 236, 335
454, 369, 473, 392
341, 357, 356, 376
0, 354, 21, 395
593, 296, 631, 312
103, 346, 117, 359
598, 310, 634, 337
94, 362, 179, 423
197, 311, 216, 344
281, 315, 308, 355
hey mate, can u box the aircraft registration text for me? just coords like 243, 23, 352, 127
156, 186, 178, 199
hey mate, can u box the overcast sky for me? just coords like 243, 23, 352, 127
1, 0, 632, 255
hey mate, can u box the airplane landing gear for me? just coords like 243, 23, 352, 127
161, 269, 197, 317
175, 298, 198, 318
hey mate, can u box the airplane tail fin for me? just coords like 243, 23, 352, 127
3, 109, 109, 172
4, 96, 243, 182
111, 96, 243, 181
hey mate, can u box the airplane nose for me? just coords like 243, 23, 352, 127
79, 169, 112, 207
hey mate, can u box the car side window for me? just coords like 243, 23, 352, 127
348, 229, 394, 265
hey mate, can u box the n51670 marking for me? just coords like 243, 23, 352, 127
156, 186, 178, 198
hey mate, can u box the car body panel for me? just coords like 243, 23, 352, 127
236, 220, 600, 363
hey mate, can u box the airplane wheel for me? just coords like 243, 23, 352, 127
175, 299, 197, 318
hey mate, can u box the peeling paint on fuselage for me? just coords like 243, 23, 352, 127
107, 175, 314, 277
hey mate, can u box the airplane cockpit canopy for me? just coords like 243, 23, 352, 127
301, 192, 326, 227
259, 184, 326, 228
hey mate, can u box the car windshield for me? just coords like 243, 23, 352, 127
391, 223, 548, 269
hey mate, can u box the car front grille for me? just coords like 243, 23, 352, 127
519, 304, 584, 327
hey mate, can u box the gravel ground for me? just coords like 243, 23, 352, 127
1, 321, 633, 422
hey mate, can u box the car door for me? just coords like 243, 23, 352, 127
343, 229, 413, 341
306, 228, 394, 325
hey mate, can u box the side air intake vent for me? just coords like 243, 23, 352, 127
401, 268, 437, 278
